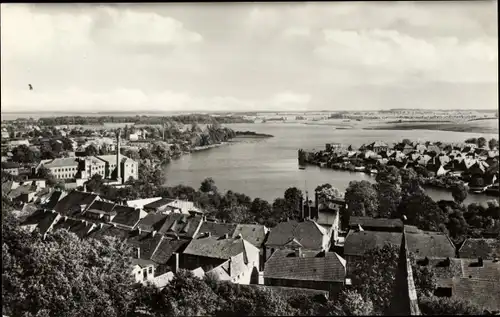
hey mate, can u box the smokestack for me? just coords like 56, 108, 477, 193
300, 194, 304, 220
116, 129, 122, 184
173, 252, 179, 273
315, 191, 319, 209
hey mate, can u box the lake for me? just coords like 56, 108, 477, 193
165, 123, 499, 205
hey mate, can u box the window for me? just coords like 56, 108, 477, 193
143, 269, 147, 280
148, 267, 153, 274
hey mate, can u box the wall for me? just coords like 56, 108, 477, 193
132, 265, 156, 283
264, 278, 343, 298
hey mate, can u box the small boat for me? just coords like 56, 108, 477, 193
370, 169, 378, 174
299, 166, 306, 170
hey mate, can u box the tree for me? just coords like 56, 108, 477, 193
36, 166, 57, 186
418, 296, 483, 315
12, 144, 39, 164
377, 182, 401, 218
139, 148, 153, 161
123, 149, 140, 161
283, 187, 303, 219
402, 139, 412, 145
488, 138, 498, 150
345, 180, 379, 217
451, 183, 468, 204
2, 222, 136, 317
84, 144, 98, 156
250, 198, 272, 224
85, 174, 104, 193
376, 166, 402, 187
332, 290, 374, 316
200, 177, 218, 194
350, 244, 437, 315
477, 137, 487, 148
397, 191, 448, 232
150, 270, 220, 317
315, 183, 343, 206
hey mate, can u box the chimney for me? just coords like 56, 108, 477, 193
173, 252, 179, 273
295, 247, 302, 258
83, 183, 87, 192
137, 247, 141, 259
138, 228, 142, 235
99, 223, 103, 229
236, 233, 242, 239
223, 233, 229, 239
422, 256, 429, 266
206, 232, 211, 238
444, 257, 451, 267
315, 190, 319, 209
478, 257, 484, 267
116, 129, 122, 184
493, 258, 499, 263
228, 257, 231, 277
357, 224, 364, 232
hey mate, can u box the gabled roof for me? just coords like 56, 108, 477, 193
265, 219, 327, 250
349, 216, 403, 231
53, 218, 95, 239
136, 213, 168, 232
344, 230, 456, 258
183, 236, 258, 260
111, 205, 145, 228
150, 237, 189, 264
264, 251, 346, 282
458, 238, 500, 260
127, 232, 164, 260
86, 223, 130, 241
54, 191, 99, 216
20, 210, 59, 235
42, 190, 67, 210
231, 224, 268, 248
196, 221, 237, 239
451, 278, 500, 312
143, 197, 175, 210
40, 157, 80, 168
86, 200, 116, 213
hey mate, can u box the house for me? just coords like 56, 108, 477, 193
131, 258, 157, 284
53, 190, 100, 216
82, 200, 117, 222
265, 219, 331, 261
183, 234, 260, 285
20, 209, 61, 238
143, 198, 202, 215
197, 221, 237, 238
126, 197, 163, 209
135, 213, 203, 239
52, 217, 96, 239
458, 238, 500, 260
344, 229, 456, 274
36, 157, 81, 180
348, 216, 403, 232
1, 162, 20, 175
231, 224, 269, 270
368, 141, 389, 153
264, 249, 347, 297
95, 154, 138, 182
111, 205, 148, 229
417, 257, 500, 299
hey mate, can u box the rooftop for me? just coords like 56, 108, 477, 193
264, 251, 346, 282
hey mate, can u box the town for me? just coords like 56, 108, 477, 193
2, 114, 499, 316
299, 137, 499, 195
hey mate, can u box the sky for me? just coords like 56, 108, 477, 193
1, 2, 498, 112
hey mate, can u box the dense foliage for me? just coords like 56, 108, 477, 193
2, 205, 136, 317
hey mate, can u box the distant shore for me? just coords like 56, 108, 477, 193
269, 118, 498, 134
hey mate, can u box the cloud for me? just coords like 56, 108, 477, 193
0, 4, 202, 61
1, 87, 311, 112
282, 26, 310, 38
315, 28, 497, 84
